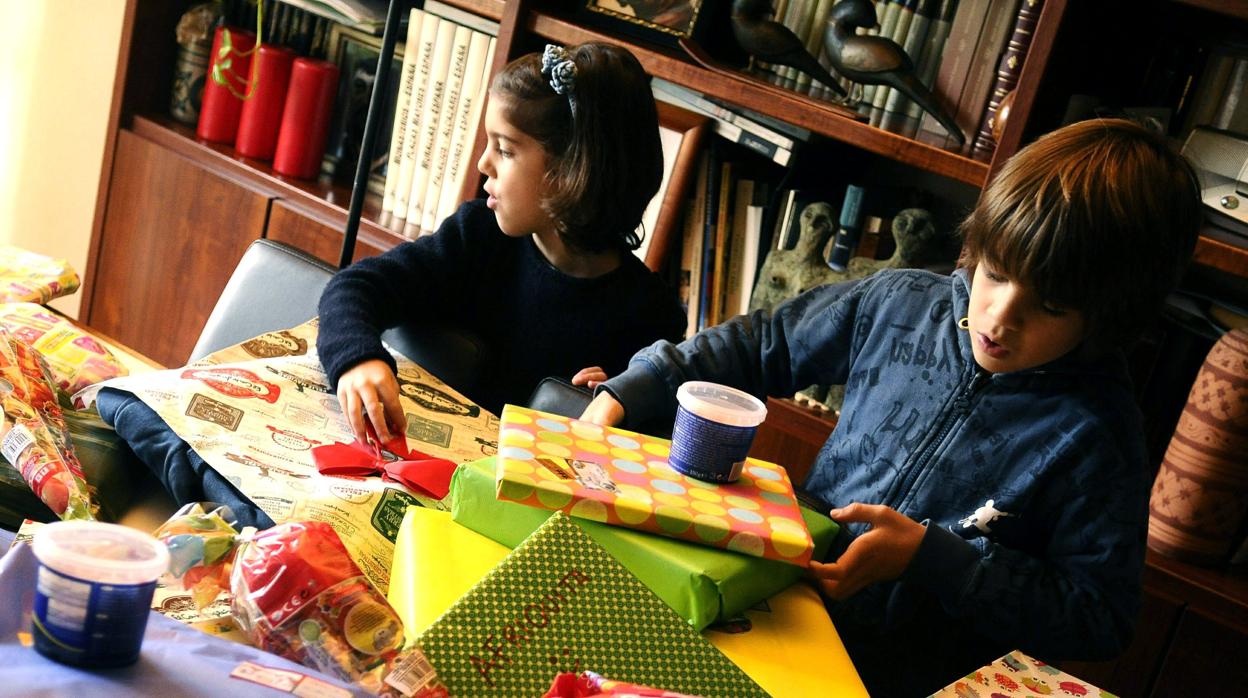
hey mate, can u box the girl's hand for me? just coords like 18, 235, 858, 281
335, 359, 405, 443
808, 503, 926, 600
571, 366, 609, 389
579, 391, 625, 426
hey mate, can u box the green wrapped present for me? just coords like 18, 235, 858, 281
413, 512, 768, 697
450, 457, 838, 630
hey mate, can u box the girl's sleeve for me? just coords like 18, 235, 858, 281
904, 434, 1149, 660
316, 203, 482, 386
602, 274, 876, 428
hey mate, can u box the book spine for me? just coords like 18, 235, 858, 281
918, 0, 988, 146
949, 0, 1019, 154
799, 0, 835, 96
710, 160, 735, 327
880, 0, 938, 133
739, 189, 765, 316
653, 80, 797, 151
419, 25, 474, 234
971, 0, 1044, 161
712, 120, 792, 166
406, 20, 458, 227
383, 9, 424, 214
684, 154, 710, 337
900, 0, 957, 138
394, 15, 443, 221
723, 178, 755, 320
435, 34, 494, 227
827, 184, 867, 270
698, 147, 722, 332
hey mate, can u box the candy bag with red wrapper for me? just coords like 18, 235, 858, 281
0, 328, 95, 520
230, 520, 405, 692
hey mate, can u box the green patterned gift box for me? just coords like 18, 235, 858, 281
413, 512, 768, 697
450, 456, 839, 630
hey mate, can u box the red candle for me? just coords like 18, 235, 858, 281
235, 45, 295, 160
273, 58, 339, 179
196, 26, 256, 144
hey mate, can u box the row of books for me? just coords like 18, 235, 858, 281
754, 0, 1043, 162
652, 78, 811, 168
379, 2, 498, 239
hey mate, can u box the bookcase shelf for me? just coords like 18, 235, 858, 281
525, 10, 991, 188
130, 113, 410, 250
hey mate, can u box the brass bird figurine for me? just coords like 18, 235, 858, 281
823, 0, 965, 144
731, 0, 848, 98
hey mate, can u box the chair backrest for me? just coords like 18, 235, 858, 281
191, 239, 488, 396
190, 239, 334, 362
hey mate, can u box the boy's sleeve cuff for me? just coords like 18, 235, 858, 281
903, 520, 982, 604
597, 363, 671, 429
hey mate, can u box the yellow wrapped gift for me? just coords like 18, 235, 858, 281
387, 507, 867, 698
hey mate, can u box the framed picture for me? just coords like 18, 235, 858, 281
578, 1, 713, 49
635, 100, 710, 271
321, 24, 404, 193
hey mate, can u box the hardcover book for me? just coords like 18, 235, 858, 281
412, 512, 768, 697
495, 405, 815, 565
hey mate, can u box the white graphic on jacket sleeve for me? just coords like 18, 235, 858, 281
960, 499, 1012, 533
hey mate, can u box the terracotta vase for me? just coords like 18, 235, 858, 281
1148, 329, 1248, 565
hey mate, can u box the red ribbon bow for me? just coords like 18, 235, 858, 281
311, 426, 456, 500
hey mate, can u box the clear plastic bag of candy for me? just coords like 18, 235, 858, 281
153, 502, 242, 611
0, 328, 95, 520
230, 520, 405, 693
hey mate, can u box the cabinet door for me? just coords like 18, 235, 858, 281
265, 199, 387, 266
87, 130, 269, 367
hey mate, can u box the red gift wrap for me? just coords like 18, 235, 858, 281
235, 44, 295, 160
273, 58, 338, 179
196, 26, 256, 144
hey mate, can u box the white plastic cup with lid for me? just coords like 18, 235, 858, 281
31, 520, 170, 667
669, 381, 768, 483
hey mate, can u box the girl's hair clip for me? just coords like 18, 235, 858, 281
541, 44, 577, 98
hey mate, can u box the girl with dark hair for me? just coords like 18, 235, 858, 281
318, 42, 685, 442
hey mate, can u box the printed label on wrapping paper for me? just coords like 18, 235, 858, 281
371, 487, 423, 542
0, 423, 34, 463
405, 413, 452, 448
535, 456, 618, 493
229, 661, 352, 698
385, 646, 447, 696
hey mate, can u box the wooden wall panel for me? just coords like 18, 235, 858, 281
265, 199, 388, 266
86, 130, 268, 367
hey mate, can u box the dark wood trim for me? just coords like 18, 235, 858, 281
646, 101, 710, 272
987, 0, 1070, 182
82, 0, 140, 325
1193, 233, 1248, 277
440, 0, 507, 22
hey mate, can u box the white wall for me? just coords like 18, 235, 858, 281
0, 0, 126, 318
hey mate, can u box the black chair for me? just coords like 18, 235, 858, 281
191, 238, 488, 394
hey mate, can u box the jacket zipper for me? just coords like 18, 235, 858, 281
885, 369, 989, 510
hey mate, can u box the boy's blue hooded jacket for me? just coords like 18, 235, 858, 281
601, 268, 1149, 693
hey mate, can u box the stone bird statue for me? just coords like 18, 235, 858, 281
823, 0, 965, 144
731, 0, 848, 98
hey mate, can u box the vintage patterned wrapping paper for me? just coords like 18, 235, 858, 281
927, 650, 1110, 697
0, 245, 80, 304
76, 319, 499, 593
496, 405, 814, 565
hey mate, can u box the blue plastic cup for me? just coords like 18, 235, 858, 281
31, 521, 170, 667
668, 382, 768, 483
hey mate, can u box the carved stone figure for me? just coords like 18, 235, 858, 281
752, 207, 955, 414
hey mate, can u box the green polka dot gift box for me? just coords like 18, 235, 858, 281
412, 511, 768, 697
496, 405, 815, 566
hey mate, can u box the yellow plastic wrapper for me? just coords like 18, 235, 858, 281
0, 329, 95, 520
0, 245, 80, 304
0, 303, 128, 403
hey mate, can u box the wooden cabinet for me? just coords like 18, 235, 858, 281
87, 129, 268, 367
266, 199, 389, 265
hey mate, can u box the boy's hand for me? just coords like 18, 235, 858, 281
809, 503, 925, 600
336, 359, 405, 443
579, 391, 625, 426
571, 366, 609, 389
